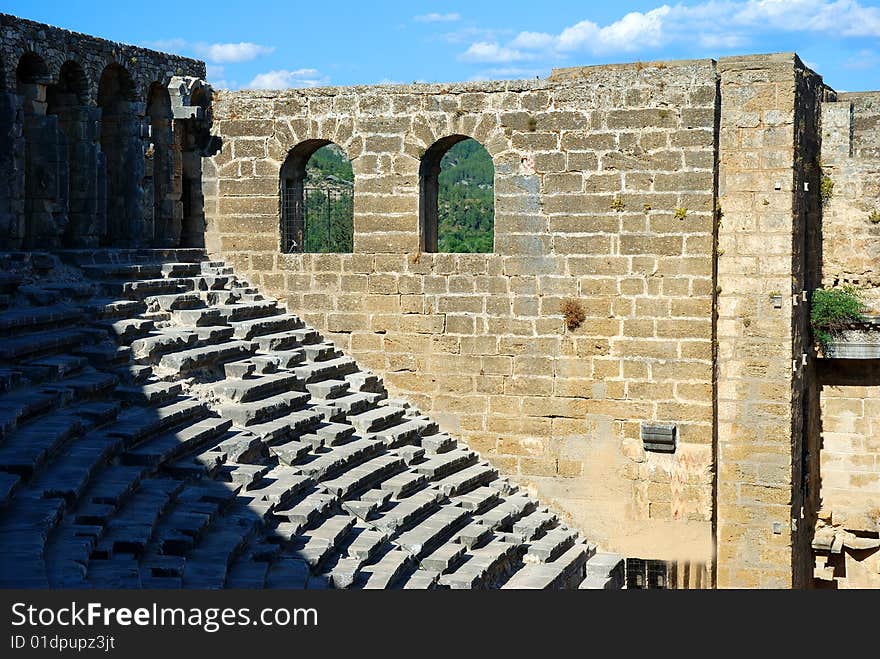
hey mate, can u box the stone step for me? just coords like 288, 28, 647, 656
294, 356, 359, 385
157, 340, 257, 374
438, 539, 519, 589
130, 330, 198, 362
415, 448, 477, 480
302, 343, 337, 362
274, 489, 337, 528
219, 390, 310, 427
102, 278, 189, 299
296, 514, 356, 568
373, 488, 444, 535
581, 552, 625, 589
501, 543, 592, 589
123, 417, 233, 467
421, 541, 467, 574
512, 510, 558, 541
0, 328, 95, 361
213, 371, 302, 404
249, 466, 313, 509
432, 462, 497, 497
475, 494, 536, 531
213, 301, 279, 323
524, 527, 578, 564
394, 505, 471, 558
0, 410, 84, 477
81, 263, 164, 280
253, 328, 320, 352
0, 389, 61, 439
83, 298, 147, 321
170, 307, 224, 327
230, 314, 303, 340
250, 408, 324, 445
297, 438, 384, 481
144, 292, 203, 312
321, 453, 405, 499
348, 405, 406, 434
0, 304, 83, 336
115, 381, 182, 406
97, 318, 156, 343
107, 399, 210, 446
356, 549, 414, 589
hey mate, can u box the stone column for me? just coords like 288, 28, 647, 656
715, 53, 821, 588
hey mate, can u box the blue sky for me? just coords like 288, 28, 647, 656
6, 1, 880, 91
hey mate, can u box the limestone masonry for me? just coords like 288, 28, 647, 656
1, 12, 879, 588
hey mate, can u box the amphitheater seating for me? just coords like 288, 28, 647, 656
0, 250, 622, 589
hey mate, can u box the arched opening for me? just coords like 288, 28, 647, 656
280, 140, 354, 253
16, 52, 58, 248
47, 61, 94, 247
146, 82, 176, 246
178, 84, 210, 247
0, 51, 19, 247
98, 63, 143, 246
419, 135, 494, 253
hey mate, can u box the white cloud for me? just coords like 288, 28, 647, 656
510, 31, 557, 49
245, 68, 329, 89
142, 38, 274, 63
414, 12, 461, 23
460, 1, 880, 63
194, 42, 275, 63
460, 42, 529, 63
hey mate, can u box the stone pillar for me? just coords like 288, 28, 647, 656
0, 92, 25, 248
715, 53, 821, 588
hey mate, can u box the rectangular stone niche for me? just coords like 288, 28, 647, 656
641, 422, 677, 453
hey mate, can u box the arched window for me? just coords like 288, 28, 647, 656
146, 82, 175, 246
17, 52, 52, 248
419, 135, 494, 253
280, 140, 353, 254
47, 61, 90, 247
98, 63, 141, 246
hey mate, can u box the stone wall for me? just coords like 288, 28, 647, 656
204, 60, 720, 565
813, 91, 880, 588
820, 92, 880, 309
0, 13, 211, 248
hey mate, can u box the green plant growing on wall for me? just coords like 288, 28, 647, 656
820, 175, 834, 206
868, 209, 880, 224
610, 195, 626, 212
674, 207, 687, 220
527, 115, 538, 132
810, 285, 866, 351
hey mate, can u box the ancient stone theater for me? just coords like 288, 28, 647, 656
1, 12, 878, 589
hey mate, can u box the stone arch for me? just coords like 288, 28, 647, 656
146, 81, 176, 246
280, 139, 354, 254
17, 52, 61, 247
48, 60, 99, 247
98, 63, 144, 246
419, 134, 495, 253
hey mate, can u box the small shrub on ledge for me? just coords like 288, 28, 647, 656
810, 285, 866, 351
561, 298, 586, 331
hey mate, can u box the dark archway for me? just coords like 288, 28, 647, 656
419, 135, 494, 253
16, 52, 59, 248
146, 82, 176, 246
174, 84, 210, 247
280, 140, 353, 254
0, 50, 20, 247
98, 63, 143, 246
47, 61, 96, 247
